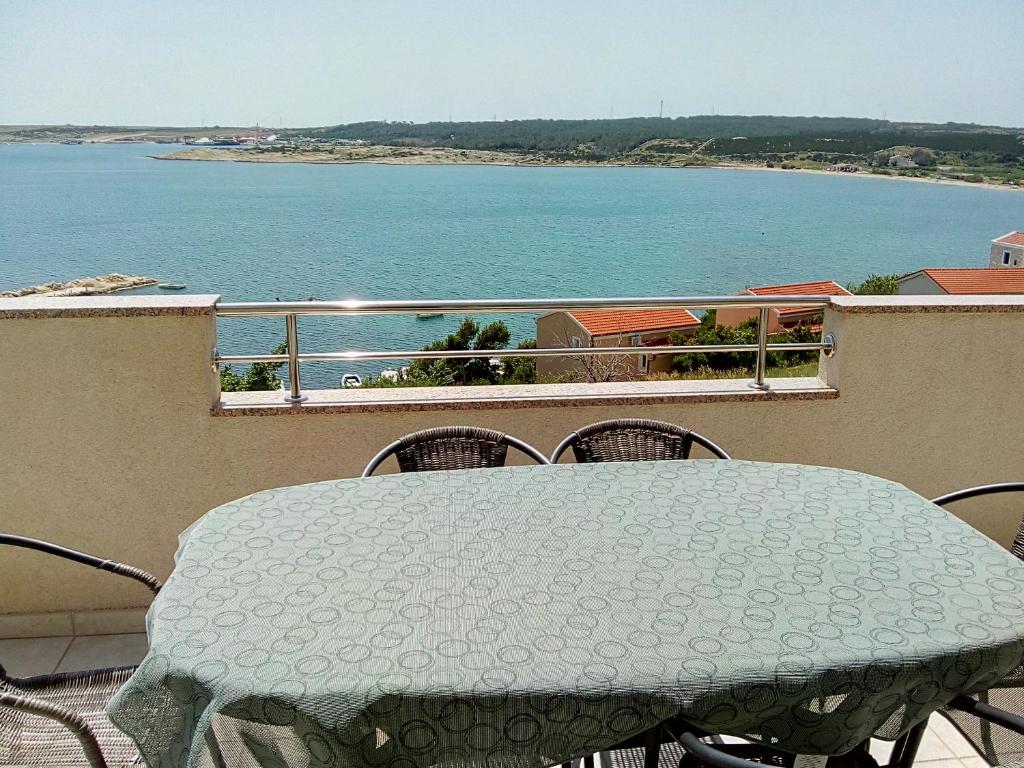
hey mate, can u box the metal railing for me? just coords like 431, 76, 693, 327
214, 296, 836, 403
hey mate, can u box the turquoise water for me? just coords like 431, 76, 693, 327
2, 143, 1022, 387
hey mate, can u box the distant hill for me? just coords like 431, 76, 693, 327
305, 115, 1022, 157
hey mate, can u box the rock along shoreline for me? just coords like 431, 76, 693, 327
1, 274, 158, 298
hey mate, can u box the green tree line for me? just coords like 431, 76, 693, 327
303, 116, 1021, 161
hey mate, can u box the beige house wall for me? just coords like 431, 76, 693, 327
535, 312, 590, 378
897, 274, 946, 295
990, 242, 1024, 267
2, 294, 1024, 635
715, 305, 789, 332
536, 312, 693, 379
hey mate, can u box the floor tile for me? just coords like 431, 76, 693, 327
912, 724, 960, 762
869, 738, 897, 763
928, 713, 985, 759
0, 635, 73, 677
870, 726, 956, 764
55, 633, 149, 672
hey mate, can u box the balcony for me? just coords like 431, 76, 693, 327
1, 291, 1023, 635
2, 290, 1024, 767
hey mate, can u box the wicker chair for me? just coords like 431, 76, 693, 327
0, 534, 161, 768
930, 483, 1024, 768
662, 701, 1024, 768
550, 419, 731, 464
361, 426, 550, 477
932, 482, 1024, 560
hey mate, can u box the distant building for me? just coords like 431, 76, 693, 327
990, 231, 1024, 267
888, 155, 917, 168
716, 280, 851, 332
897, 268, 1024, 295
536, 309, 700, 380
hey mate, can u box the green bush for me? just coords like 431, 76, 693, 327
848, 274, 899, 295
669, 312, 820, 374
220, 342, 287, 391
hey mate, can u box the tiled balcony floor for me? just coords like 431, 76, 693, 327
0, 634, 986, 768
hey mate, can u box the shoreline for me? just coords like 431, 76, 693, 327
709, 162, 1023, 193
153, 147, 1024, 194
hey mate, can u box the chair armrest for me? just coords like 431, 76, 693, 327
0, 534, 161, 595
0, 690, 110, 768
948, 694, 1024, 736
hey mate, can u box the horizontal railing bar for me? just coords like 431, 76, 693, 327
217, 340, 831, 365
215, 295, 831, 317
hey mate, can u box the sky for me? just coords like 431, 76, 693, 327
3, 0, 1023, 128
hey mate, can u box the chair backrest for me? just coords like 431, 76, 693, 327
550, 419, 732, 464
932, 483, 1024, 766
361, 426, 549, 477
931, 482, 1024, 561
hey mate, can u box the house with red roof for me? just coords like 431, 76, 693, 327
897, 268, 1024, 295
990, 231, 1024, 267
536, 308, 700, 380
716, 280, 851, 333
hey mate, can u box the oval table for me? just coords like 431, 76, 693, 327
108, 461, 1024, 768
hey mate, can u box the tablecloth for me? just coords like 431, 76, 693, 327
108, 461, 1024, 768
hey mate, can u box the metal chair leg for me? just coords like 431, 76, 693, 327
644, 726, 662, 768
888, 722, 927, 768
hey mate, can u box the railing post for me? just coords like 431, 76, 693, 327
751, 306, 770, 390
284, 314, 307, 403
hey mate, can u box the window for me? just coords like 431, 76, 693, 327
570, 335, 583, 348
629, 334, 642, 347
1004, 251, 1012, 265
638, 354, 649, 373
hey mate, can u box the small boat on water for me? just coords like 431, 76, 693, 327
340, 374, 363, 388
157, 283, 187, 290
416, 313, 443, 319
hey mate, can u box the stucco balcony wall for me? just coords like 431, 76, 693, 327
1, 293, 1022, 637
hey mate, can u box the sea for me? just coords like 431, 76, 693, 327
2, 143, 1022, 388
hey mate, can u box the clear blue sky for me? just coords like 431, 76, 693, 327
3, 0, 1022, 127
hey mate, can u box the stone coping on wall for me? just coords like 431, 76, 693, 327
0, 294, 221, 319
215, 376, 838, 415
3, 293, 1022, 321
831, 294, 1024, 314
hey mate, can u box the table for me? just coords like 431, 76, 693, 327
108, 461, 1024, 768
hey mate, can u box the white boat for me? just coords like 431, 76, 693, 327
340, 374, 363, 388
157, 283, 187, 290
416, 313, 443, 319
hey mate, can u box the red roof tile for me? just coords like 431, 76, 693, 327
570, 309, 700, 337
994, 231, 1024, 247
744, 280, 850, 315
915, 268, 1024, 294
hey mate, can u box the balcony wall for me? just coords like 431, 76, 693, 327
1, 293, 1023, 637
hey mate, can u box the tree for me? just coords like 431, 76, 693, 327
911, 147, 935, 167
220, 342, 287, 391
545, 320, 634, 383
670, 310, 820, 374
670, 312, 757, 373
408, 318, 512, 384
848, 274, 899, 295
503, 339, 537, 384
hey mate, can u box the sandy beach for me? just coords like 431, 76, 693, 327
156, 146, 1024, 193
